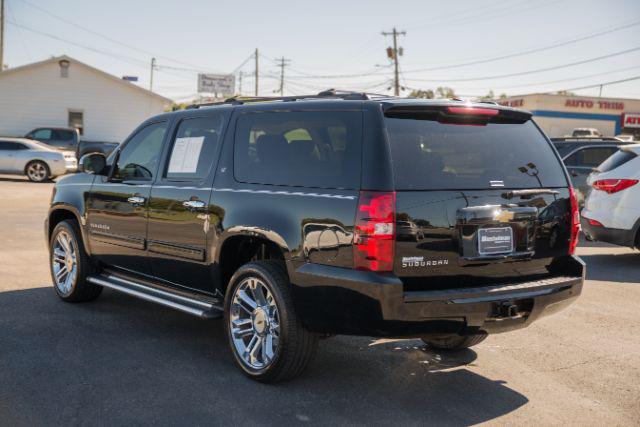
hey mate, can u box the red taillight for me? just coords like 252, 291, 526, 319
353, 191, 396, 272
568, 187, 580, 255
591, 179, 638, 194
446, 106, 499, 116
587, 218, 604, 227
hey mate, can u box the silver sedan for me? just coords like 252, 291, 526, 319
0, 137, 77, 182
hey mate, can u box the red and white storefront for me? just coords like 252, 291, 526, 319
498, 94, 640, 138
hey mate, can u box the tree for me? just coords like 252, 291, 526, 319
435, 86, 456, 99
409, 89, 434, 99
478, 90, 495, 101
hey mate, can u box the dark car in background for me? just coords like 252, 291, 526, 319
551, 137, 632, 206
25, 126, 119, 161
46, 92, 584, 382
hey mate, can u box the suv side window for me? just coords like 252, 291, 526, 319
113, 122, 167, 181
164, 115, 225, 181
54, 129, 76, 142
566, 147, 618, 168
32, 129, 53, 140
234, 111, 362, 189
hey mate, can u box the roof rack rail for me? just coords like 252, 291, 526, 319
186, 89, 395, 109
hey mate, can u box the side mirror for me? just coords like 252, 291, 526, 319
79, 153, 107, 175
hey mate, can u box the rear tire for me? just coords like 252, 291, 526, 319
49, 220, 102, 302
26, 160, 50, 182
224, 260, 318, 383
421, 333, 487, 350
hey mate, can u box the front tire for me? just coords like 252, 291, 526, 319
49, 220, 102, 302
422, 333, 487, 350
224, 261, 318, 383
26, 161, 50, 182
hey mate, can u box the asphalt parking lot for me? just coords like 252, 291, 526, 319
0, 175, 638, 426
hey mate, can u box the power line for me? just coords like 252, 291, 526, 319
15, 0, 211, 71
403, 46, 640, 82
405, 18, 640, 73
485, 64, 640, 91
6, 20, 149, 67
554, 75, 640, 93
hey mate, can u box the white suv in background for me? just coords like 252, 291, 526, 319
582, 144, 640, 249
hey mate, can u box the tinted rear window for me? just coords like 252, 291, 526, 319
386, 118, 567, 190
234, 111, 362, 189
597, 149, 638, 172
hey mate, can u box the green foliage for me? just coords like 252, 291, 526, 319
409, 89, 435, 99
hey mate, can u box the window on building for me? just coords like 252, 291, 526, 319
59, 60, 70, 78
68, 111, 84, 135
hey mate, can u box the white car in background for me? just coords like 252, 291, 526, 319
581, 144, 640, 249
0, 137, 77, 182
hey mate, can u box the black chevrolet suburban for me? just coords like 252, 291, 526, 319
46, 91, 584, 382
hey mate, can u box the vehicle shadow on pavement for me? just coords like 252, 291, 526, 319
579, 252, 640, 283
0, 286, 528, 426
0, 176, 35, 183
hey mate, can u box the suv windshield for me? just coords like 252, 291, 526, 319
385, 118, 567, 190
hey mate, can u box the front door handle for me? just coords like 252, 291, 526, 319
127, 196, 146, 205
182, 200, 206, 210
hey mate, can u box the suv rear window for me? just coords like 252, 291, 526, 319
385, 118, 567, 190
597, 149, 638, 172
234, 111, 362, 189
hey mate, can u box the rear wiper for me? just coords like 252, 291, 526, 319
501, 189, 560, 199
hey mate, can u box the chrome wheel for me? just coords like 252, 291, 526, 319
27, 162, 47, 182
229, 277, 280, 370
52, 230, 78, 295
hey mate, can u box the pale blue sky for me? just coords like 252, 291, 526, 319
4, 0, 640, 101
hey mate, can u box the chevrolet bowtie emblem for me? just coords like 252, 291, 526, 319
494, 210, 515, 222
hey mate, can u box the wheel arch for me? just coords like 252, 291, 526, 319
47, 205, 92, 255
215, 228, 291, 294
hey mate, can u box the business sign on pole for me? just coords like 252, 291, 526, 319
622, 113, 640, 129
197, 74, 236, 95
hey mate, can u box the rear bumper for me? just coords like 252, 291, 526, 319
581, 218, 635, 248
290, 257, 584, 337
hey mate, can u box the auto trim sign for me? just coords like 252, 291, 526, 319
564, 99, 625, 110
622, 113, 640, 129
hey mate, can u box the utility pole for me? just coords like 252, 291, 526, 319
254, 48, 259, 96
382, 27, 406, 96
149, 57, 156, 92
238, 71, 243, 95
275, 56, 290, 96
0, 0, 5, 70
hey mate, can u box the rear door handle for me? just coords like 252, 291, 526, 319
182, 200, 206, 210
127, 196, 146, 205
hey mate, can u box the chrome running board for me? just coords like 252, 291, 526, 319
87, 274, 223, 319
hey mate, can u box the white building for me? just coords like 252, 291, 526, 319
498, 93, 640, 139
0, 55, 171, 142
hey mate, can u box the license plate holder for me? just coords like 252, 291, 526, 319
478, 227, 513, 255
